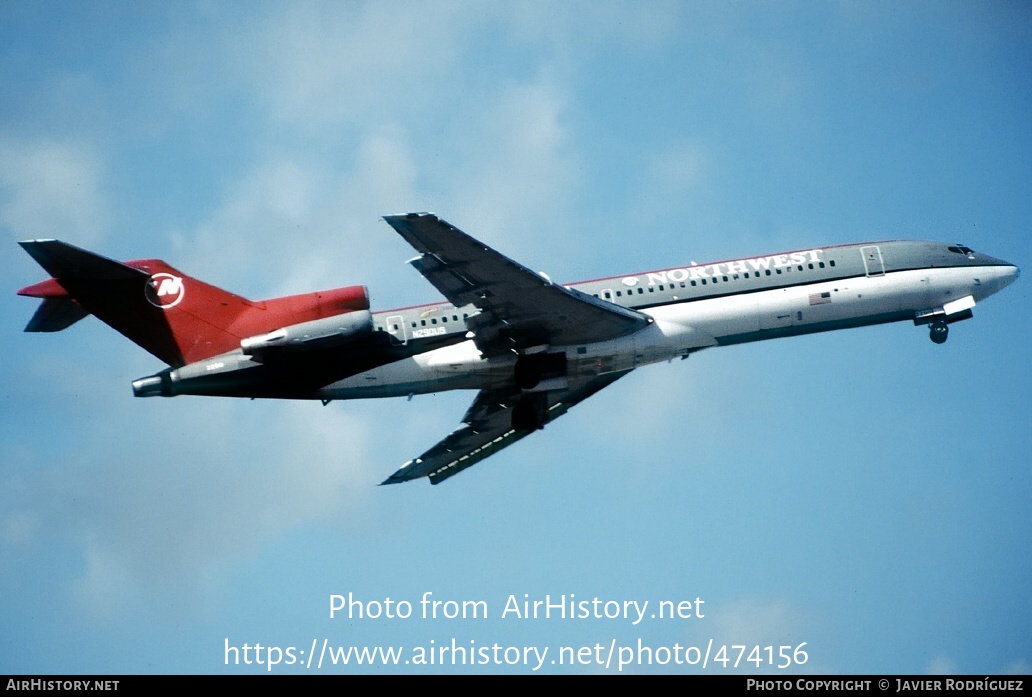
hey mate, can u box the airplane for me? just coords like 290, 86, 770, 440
17, 213, 1020, 485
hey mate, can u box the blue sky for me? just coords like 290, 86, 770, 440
1, 1, 1029, 675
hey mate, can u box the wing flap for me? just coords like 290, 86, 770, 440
408, 253, 482, 300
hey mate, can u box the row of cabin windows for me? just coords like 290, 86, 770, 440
593, 260, 835, 299
397, 312, 470, 329
384, 312, 472, 332
386, 258, 838, 329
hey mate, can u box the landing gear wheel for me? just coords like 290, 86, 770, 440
929, 320, 948, 344
511, 395, 547, 431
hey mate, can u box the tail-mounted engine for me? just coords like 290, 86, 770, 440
134, 308, 376, 398
241, 310, 374, 357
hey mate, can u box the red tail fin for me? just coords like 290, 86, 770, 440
19, 240, 369, 367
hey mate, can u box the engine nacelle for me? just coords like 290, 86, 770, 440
240, 310, 373, 355
133, 352, 263, 398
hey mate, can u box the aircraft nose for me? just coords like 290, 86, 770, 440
1004, 263, 1020, 287
985, 262, 1020, 296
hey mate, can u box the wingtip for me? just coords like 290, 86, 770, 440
379, 474, 418, 486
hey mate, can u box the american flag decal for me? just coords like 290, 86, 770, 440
809, 291, 832, 305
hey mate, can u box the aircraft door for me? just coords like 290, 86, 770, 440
861, 246, 885, 277
385, 315, 407, 343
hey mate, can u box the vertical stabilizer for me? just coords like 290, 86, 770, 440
19, 240, 371, 368
18, 240, 260, 366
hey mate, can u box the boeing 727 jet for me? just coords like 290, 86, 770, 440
18, 214, 1019, 484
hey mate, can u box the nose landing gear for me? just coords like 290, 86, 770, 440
929, 320, 948, 344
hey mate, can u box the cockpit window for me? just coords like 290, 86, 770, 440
948, 245, 974, 255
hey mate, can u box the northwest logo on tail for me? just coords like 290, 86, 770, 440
144, 273, 185, 309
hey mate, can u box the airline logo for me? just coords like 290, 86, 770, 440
620, 250, 824, 287
145, 273, 185, 309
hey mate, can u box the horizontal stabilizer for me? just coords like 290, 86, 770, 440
24, 297, 89, 332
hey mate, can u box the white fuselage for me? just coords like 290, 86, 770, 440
316, 262, 1017, 401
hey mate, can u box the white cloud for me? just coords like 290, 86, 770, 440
3, 357, 376, 619
1003, 659, 1031, 675
181, 159, 324, 284
708, 596, 802, 645
448, 80, 580, 247
71, 537, 141, 620
166, 126, 424, 305
503, 1, 682, 56
0, 510, 36, 547
700, 596, 824, 673
227, 3, 478, 129
0, 137, 111, 245
630, 142, 712, 228
925, 656, 958, 675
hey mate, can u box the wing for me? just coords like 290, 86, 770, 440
381, 370, 631, 485
383, 213, 651, 354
